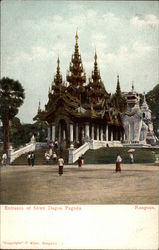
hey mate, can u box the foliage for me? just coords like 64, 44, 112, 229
10, 119, 48, 149
146, 84, 159, 136
0, 77, 25, 122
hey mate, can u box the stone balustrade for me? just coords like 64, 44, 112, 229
68, 142, 90, 164
8, 142, 36, 164
68, 140, 123, 163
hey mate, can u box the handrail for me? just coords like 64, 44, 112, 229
8, 142, 36, 163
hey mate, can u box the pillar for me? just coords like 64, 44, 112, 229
59, 124, 61, 142
120, 130, 123, 141
52, 124, 55, 142
106, 125, 108, 141
85, 123, 90, 138
76, 123, 78, 141
111, 128, 113, 141
97, 126, 99, 140
101, 127, 103, 141
70, 123, 73, 142
47, 127, 51, 142
91, 125, 94, 140
63, 129, 66, 140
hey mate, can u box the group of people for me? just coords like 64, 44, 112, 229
27, 152, 35, 167
44, 150, 57, 164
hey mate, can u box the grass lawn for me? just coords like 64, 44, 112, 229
83, 147, 159, 164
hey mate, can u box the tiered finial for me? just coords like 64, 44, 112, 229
74, 30, 79, 56
67, 31, 86, 87
95, 48, 97, 62
132, 80, 134, 91
53, 56, 62, 87
75, 29, 78, 42
56, 56, 60, 74
116, 74, 121, 96
38, 100, 41, 113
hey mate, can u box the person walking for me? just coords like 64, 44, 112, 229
27, 152, 31, 165
1, 152, 7, 167
31, 152, 35, 167
129, 153, 134, 164
116, 154, 122, 172
54, 139, 58, 152
45, 151, 50, 164
58, 155, 64, 176
81, 154, 84, 166
53, 152, 57, 162
78, 156, 82, 168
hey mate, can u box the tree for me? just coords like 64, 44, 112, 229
0, 77, 25, 153
146, 84, 159, 136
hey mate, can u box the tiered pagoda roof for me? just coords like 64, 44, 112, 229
88, 51, 110, 102
36, 32, 123, 127
67, 31, 86, 89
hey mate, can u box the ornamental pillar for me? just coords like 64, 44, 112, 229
47, 127, 51, 142
91, 125, 94, 140
70, 123, 74, 142
111, 128, 113, 141
59, 123, 61, 142
85, 123, 90, 138
52, 124, 55, 142
101, 127, 103, 141
120, 130, 123, 141
76, 123, 79, 141
97, 126, 99, 140
106, 125, 108, 141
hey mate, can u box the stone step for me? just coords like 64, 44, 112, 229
12, 148, 69, 165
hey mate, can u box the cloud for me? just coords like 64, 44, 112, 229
102, 12, 120, 24
131, 14, 159, 28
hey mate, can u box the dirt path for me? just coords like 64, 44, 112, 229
1, 164, 159, 204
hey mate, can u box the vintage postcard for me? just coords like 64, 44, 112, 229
0, 0, 159, 249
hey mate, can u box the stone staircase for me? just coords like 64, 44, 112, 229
11, 148, 69, 165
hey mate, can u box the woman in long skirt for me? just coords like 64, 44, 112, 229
58, 156, 64, 176
78, 156, 82, 168
116, 154, 122, 172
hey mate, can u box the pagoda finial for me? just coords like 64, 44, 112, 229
57, 55, 60, 65
75, 29, 79, 54
53, 56, 62, 87
38, 100, 41, 113
95, 48, 97, 63
66, 31, 86, 87
57, 56, 60, 73
75, 29, 78, 42
116, 74, 121, 96
132, 80, 134, 91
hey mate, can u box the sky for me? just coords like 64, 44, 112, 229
1, 0, 159, 123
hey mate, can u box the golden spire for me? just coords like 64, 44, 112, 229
75, 29, 79, 54
75, 29, 78, 42
38, 100, 41, 113
95, 48, 97, 62
132, 80, 134, 91
57, 56, 60, 75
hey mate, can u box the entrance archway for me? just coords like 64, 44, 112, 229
58, 119, 68, 146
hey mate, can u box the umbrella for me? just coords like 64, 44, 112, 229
128, 149, 135, 153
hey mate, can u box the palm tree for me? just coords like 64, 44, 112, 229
0, 77, 25, 153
